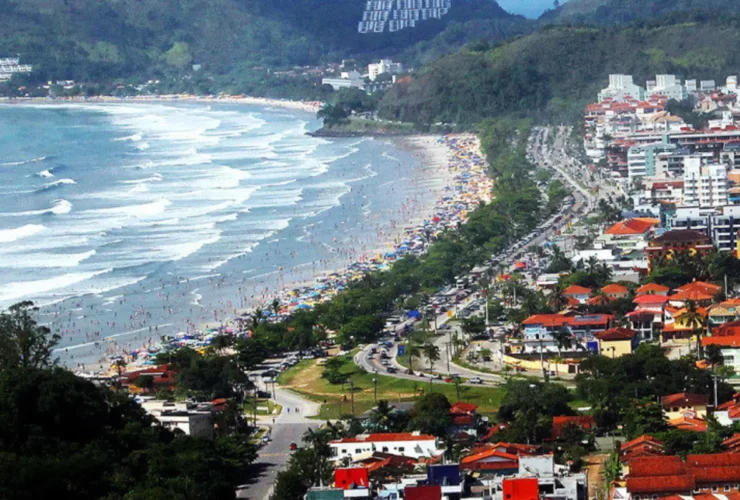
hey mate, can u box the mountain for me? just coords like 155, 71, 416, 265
0, 0, 524, 83
540, 0, 740, 24
378, 16, 740, 126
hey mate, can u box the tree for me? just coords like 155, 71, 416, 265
623, 398, 668, 439
0, 301, 60, 371
406, 342, 420, 373
369, 400, 395, 431
552, 326, 573, 355
423, 343, 441, 374
498, 380, 573, 443
479, 348, 493, 368
461, 316, 486, 336
704, 344, 724, 370
209, 334, 233, 355
408, 393, 452, 438
680, 300, 707, 358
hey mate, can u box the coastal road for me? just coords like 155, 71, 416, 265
237, 383, 320, 500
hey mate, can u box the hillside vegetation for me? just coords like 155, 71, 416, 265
378, 17, 740, 126
0, 0, 523, 83
541, 0, 740, 24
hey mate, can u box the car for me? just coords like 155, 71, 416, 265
367, 354, 374, 360
469, 377, 483, 384
381, 360, 390, 366
289, 442, 298, 451
256, 390, 272, 399
263, 377, 274, 383
386, 367, 397, 373
417, 372, 425, 377
261, 370, 279, 378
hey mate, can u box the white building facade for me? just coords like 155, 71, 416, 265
683, 158, 728, 208
598, 74, 645, 103
329, 433, 444, 462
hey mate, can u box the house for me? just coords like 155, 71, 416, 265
599, 218, 660, 251
675, 280, 722, 298
618, 453, 740, 499
668, 415, 708, 432
552, 416, 596, 439
596, 327, 639, 357
427, 464, 464, 497
521, 314, 612, 343
661, 392, 709, 420
490, 455, 588, 500
702, 334, 740, 373
715, 396, 740, 427
628, 294, 669, 341
329, 433, 444, 462
563, 285, 593, 305
662, 306, 708, 342
334, 468, 371, 497
449, 402, 478, 438
602, 284, 630, 299
139, 400, 213, 438
646, 229, 714, 270
722, 433, 740, 452
460, 442, 538, 473
305, 488, 345, 500
121, 365, 178, 393
636, 283, 670, 295
619, 435, 665, 465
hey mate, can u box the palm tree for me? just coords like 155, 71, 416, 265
370, 400, 394, 431
250, 308, 264, 331
681, 300, 707, 358
551, 326, 573, 356
548, 285, 568, 313
113, 358, 127, 390
586, 256, 599, 275
270, 298, 281, 316
479, 348, 493, 368
406, 343, 421, 373
423, 343, 441, 374
210, 334, 233, 355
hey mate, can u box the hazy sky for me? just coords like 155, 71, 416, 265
497, 0, 568, 18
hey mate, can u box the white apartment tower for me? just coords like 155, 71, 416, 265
683, 157, 728, 208
368, 59, 404, 81
651, 74, 686, 101
598, 74, 645, 102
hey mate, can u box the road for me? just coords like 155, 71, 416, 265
351, 126, 606, 386
237, 382, 320, 500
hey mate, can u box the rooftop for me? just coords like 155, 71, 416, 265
605, 218, 660, 236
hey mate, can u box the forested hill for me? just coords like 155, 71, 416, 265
540, 0, 740, 24
378, 17, 740, 126
0, 0, 525, 82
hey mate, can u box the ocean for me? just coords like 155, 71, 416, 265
0, 102, 439, 369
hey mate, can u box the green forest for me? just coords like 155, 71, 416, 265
0, 0, 524, 84
378, 15, 740, 126
542, 0, 740, 24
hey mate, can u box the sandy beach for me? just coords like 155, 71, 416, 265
0, 93, 322, 114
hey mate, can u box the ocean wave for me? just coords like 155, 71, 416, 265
38, 178, 77, 191
120, 174, 164, 184
0, 268, 112, 306
0, 156, 48, 167
4, 199, 75, 216
1, 249, 97, 269
37, 169, 55, 178
0, 224, 46, 243
114, 133, 143, 142
84, 199, 170, 218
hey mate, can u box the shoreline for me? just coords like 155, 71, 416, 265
0, 93, 322, 114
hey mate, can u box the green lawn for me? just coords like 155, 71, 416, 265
278, 354, 505, 420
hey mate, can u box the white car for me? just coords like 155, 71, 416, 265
469, 377, 483, 384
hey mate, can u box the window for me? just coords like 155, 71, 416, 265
693, 488, 701, 494
341, 449, 346, 454
725, 485, 731, 492
712, 486, 719, 492
398, 447, 405, 453
355, 448, 361, 454
382, 447, 389, 452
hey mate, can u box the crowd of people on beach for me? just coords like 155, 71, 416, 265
58, 134, 490, 375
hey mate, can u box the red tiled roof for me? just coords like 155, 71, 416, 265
652, 229, 712, 245
702, 335, 740, 347
669, 416, 708, 432
723, 434, 740, 449
330, 433, 437, 444
676, 281, 722, 294
629, 455, 686, 477
626, 475, 694, 494
637, 283, 670, 294
596, 327, 636, 341
602, 284, 629, 295
461, 448, 519, 464
691, 465, 740, 482
552, 416, 595, 438
687, 453, 740, 467
522, 314, 612, 327
633, 294, 669, 304
563, 285, 592, 295
450, 402, 478, 415
661, 392, 709, 408
587, 295, 609, 305
605, 218, 660, 235
669, 289, 714, 302
621, 435, 663, 451
453, 415, 474, 426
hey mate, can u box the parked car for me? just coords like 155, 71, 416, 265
256, 390, 272, 399
289, 442, 298, 451
386, 367, 397, 374
469, 377, 483, 384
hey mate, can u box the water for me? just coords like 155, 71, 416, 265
0, 102, 436, 368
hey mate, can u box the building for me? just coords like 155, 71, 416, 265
646, 229, 714, 269
617, 454, 740, 499
521, 314, 612, 343
552, 416, 596, 439
333, 468, 371, 497
139, 400, 214, 438
596, 327, 639, 357
598, 75, 646, 103
449, 402, 479, 439
650, 74, 687, 101
460, 442, 539, 474
619, 435, 665, 466
683, 158, 729, 208
602, 284, 630, 299
661, 393, 709, 421
0, 57, 32, 82
367, 59, 404, 81
563, 285, 592, 305
628, 294, 669, 341
671, 205, 740, 252
322, 71, 364, 91
487, 455, 588, 500
627, 142, 677, 180
329, 433, 444, 462
598, 218, 660, 251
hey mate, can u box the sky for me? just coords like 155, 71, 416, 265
496, 0, 568, 18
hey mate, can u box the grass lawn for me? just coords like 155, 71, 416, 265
278, 354, 505, 420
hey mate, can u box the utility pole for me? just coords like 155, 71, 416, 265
350, 380, 355, 415
713, 374, 719, 410
539, 339, 547, 381
373, 372, 378, 403
446, 342, 451, 373
253, 387, 258, 427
